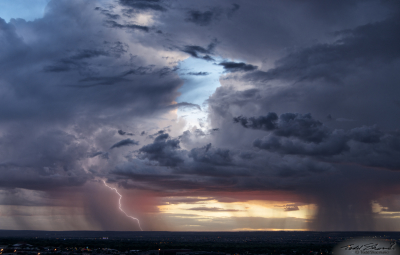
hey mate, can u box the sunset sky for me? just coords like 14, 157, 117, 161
1, 0, 400, 231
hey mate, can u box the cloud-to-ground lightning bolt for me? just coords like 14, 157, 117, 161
102, 180, 143, 231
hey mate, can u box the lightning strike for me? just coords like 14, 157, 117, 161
102, 180, 143, 231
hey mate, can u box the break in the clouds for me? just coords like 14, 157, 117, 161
1, 0, 400, 232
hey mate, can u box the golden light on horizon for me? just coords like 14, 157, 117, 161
158, 197, 317, 223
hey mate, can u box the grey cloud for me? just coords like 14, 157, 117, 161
166, 102, 201, 111
163, 197, 214, 204
227, 4, 240, 17
235, 113, 400, 169
94, 7, 121, 20
2, 0, 400, 232
89, 151, 103, 158
98, 0, 400, 231
69, 66, 162, 87
245, 17, 400, 83
89, 152, 109, 159
0, 0, 187, 195
187, 72, 210, 76
185, 10, 219, 27
118, 0, 167, 12
219, 61, 257, 73
118, 129, 134, 136
44, 49, 111, 73
234, 113, 278, 131
138, 134, 184, 166
158, 66, 179, 77
181, 42, 217, 61
350, 125, 382, 143
44, 43, 128, 74
0, 166, 88, 191
110, 138, 139, 149
284, 205, 299, 211
185, 4, 241, 26
275, 204, 300, 211
104, 20, 149, 32
235, 113, 329, 143
253, 131, 349, 156
187, 207, 241, 212
75, 76, 131, 87
189, 144, 232, 166
135, 134, 248, 178
121, 66, 154, 76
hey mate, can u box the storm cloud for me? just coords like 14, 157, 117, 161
1, 0, 400, 232
110, 139, 139, 149
219, 61, 258, 73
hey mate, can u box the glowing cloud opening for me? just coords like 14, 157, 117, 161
102, 180, 143, 231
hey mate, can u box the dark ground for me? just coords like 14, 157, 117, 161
0, 231, 399, 254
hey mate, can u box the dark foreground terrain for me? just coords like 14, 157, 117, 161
0, 231, 399, 255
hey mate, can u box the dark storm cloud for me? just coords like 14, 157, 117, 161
0, 0, 188, 196
235, 113, 329, 143
89, 151, 104, 158
207, 38, 400, 230
138, 134, 184, 166
70, 49, 111, 60
110, 138, 139, 149
104, 20, 149, 32
252, 132, 349, 156
219, 61, 257, 73
118, 0, 167, 12
234, 113, 278, 131
74, 76, 131, 87
82, 0, 400, 232
245, 16, 400, 83
0, 127, 92, 191
181, 41, 217, 61
44, 49, 111, 73
120, 66, 154, 76
189, 144, 232, 166
227, 3, 240, 17
234, 113, 397, 160
349, 125, 382, 143
158, 66, 179, 77
0, 166, 88, 191
131, 133, 249, 179
44, 43, 129, 74
94, 7, 121, 20
185, 4, 241, 27
185, 10, 219, 26
118, 129, 134, 136
2, 0, 400, 232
